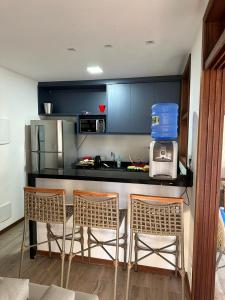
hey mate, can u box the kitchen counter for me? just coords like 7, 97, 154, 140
28, 168, 193, 187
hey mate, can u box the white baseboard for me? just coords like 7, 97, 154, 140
0, 202, 11, 223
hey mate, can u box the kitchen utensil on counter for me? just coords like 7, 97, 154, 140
43, 102, 53, 115
103, 163, 110, 168
99, 104, 106, 113
94, 155, 102, 168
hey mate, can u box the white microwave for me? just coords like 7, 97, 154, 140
79, 115, 106, 133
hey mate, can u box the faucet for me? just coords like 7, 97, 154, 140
111, 152, 116, 167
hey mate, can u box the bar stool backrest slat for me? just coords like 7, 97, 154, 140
130, 194, 184, 236
24, 187, 66, 224
73, 190, 119, 230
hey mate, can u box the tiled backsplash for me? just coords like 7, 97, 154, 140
77, 135, 151, 162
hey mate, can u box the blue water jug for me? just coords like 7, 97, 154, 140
151, 103, 178, 140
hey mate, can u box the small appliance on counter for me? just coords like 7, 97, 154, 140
79, 115, 106, 133
149, 141, 178, 179
94, 155, 102, 168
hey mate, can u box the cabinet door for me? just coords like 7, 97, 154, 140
130, 83, 154, 133
153, 81, 181, 105
107, 84, 131, 133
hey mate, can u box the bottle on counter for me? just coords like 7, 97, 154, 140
117, 156, 121, 168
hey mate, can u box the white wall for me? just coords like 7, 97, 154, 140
0, 66, 38, 231
184, 24, 203, 285
78, 134, 151, 162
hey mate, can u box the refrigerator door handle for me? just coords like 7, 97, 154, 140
57, 152, 63, 169
35, 125, 40, 152
57, 121, 63, 169
57, 121, 63, 153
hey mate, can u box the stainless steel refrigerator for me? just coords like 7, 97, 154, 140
30, 120, 77, 172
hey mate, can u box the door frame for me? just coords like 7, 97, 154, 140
191, 1, 225, 299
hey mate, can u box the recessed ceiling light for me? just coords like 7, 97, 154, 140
104, 44, 113, 48
67, 47, 76, 52
87, 66, 103, 75
145, 40, 154, 45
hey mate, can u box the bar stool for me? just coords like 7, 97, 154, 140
19, 187, 83, 287
216, 209, 225, 270
125, 194, 185, 300
66, 190, 128, 300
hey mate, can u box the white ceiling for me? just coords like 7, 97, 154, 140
0, 0, 206, 81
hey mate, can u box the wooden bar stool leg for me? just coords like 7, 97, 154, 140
175, 236, 179, 277
80, 226, 84, 262
216, 250, 223, 269
66, 216, 76, 289
87, 227, 91, 264
125, 229, 134, 300
60, 223, 66, 287
123, 212, 128, 270
46, 223, 52, 258
113, 228, 119, 300
180, 235, 185, 300
134, 233, 138, 272
19, 220, 27, 277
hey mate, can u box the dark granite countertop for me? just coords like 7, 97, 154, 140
28, 168, 193, 187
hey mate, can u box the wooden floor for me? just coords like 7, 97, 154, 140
0, 222, 188, 300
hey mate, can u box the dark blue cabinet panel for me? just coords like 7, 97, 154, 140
153, 82, 181, 105
107, 84, 132, 133
107, 81, 180, 134
130, 83, 154, 134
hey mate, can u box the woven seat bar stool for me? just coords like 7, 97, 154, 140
19, 187, 83, 287
216, 209, 225, 270
125, 194, 185, 300
66, 190, 128, 300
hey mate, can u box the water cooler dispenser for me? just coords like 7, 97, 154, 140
149, 103, 178, 179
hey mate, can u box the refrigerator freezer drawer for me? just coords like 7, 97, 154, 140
31, 152, 63, 172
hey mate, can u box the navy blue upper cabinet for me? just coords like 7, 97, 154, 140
130, 83, 154, 134
153, 81, 181, 105
107, 84, 132, 133
38, 77, 181, 133
106, 81, 181, 134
